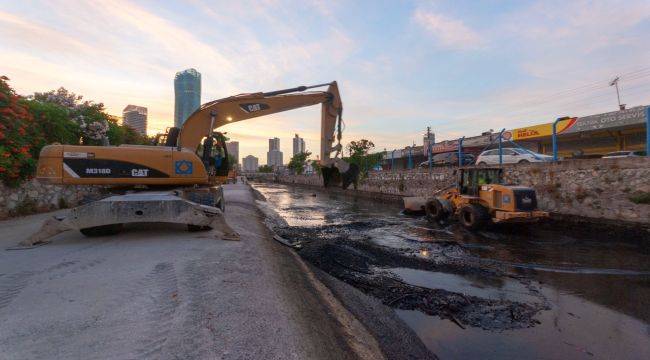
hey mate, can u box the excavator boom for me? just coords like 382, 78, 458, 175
178, 82, 343, 165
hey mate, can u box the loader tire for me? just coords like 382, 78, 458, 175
458, 204, 489, 230
80, 223, 123, 237
425, 198, 448, 223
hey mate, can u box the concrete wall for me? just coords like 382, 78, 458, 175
277, 157, 650, 224
0, 180, 105, 218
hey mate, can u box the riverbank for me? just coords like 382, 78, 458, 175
274, 157, 650, 226
259, 180, 650, 238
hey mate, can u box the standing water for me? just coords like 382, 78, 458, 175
254, 182, 650, 359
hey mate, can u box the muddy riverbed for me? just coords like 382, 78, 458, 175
253, 182, 650, 359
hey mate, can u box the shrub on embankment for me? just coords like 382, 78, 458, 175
0, 76, 151, 187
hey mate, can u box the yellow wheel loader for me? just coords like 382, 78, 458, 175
23, 82, 356, 246
424, 167, 548, 230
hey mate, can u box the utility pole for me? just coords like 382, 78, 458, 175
609, 76, 626, 110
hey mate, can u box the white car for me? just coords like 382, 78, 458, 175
602, 150, 646, 159
476, 148, 553, 165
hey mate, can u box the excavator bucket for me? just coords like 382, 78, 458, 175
318, 82, 359, 189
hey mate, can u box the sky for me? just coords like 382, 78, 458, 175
1, 0, 650, 164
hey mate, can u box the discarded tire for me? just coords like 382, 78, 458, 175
458, 204, 489, 230
425, 198, 448, 223
80, 223, 123, 237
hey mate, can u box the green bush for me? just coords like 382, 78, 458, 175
629, 192, 650, 205
24, 99, 81, 147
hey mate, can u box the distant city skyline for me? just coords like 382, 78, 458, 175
174, 68, 201, 128
122, 105, 147, 135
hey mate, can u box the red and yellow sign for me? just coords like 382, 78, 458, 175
504, 118, 577, 140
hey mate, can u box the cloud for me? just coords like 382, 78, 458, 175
413, 9, 484, 50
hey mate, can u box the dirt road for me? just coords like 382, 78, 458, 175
0, 184, 401, 359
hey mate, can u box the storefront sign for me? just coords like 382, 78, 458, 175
430, 140, 458, 154
564, 106, 647, 134
504, 118, 577, 141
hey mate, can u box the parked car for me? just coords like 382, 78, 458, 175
419, 152, 475, 167
602, 150, 646, 159
476, 148, 553, 165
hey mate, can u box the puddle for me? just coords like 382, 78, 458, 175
390, 267, 541, 304
398, 283, 650, 359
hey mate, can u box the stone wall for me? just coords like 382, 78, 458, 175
0, 180, 105, 218
276, 157, 650, 224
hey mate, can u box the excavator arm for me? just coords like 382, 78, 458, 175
177, 81, 355, 187
178, 82, 343, 166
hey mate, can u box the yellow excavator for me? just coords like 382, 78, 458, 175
23, 82, 356, 245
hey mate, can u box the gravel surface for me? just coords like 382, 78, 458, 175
0, 184, 384, 360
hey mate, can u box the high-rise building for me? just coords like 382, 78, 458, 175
292, 134, 305, 156
267, 137, 283, 168
226, 141, 239, 169
122, 105, 147, 135
269, 137, 280, 151
174, 68, 201, 128
242, 155, 259, 172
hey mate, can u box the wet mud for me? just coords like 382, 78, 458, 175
276, 221, 547, 330
254, 182, 650, 359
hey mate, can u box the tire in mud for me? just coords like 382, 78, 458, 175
187, 224, 212, 232
425, 198, 448, 223
458, 204, 489, 230
79, 223, 123, 237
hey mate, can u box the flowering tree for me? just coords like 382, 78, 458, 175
0, 77, 44, 186
32, 87, 109, 144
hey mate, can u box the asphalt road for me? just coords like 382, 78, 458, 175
0, 184, 384, 360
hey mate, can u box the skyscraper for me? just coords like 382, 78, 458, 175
226, 141, 239, 168
122, 105, 147, 135
269, 137, 280, 151
267, 137, 283, 168
174, 68, 201, 128
292, 133, 305, 155
242, 155, 259, 172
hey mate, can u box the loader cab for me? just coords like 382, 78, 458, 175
458, 168, 503, 196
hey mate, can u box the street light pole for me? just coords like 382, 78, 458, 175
609, 76, 625, 110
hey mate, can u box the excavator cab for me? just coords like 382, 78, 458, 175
199, 132, 230, 181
